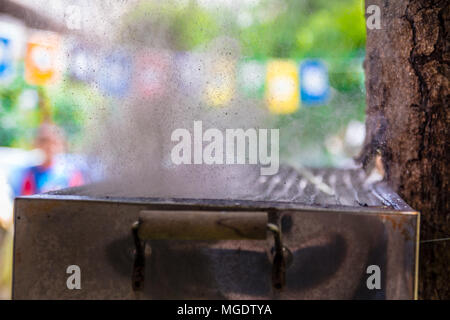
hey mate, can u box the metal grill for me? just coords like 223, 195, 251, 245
12, 166, 419, 299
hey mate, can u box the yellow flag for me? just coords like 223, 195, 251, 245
25, 31, 61, 86
205, 58, 235, 107
266, 60, 300, 114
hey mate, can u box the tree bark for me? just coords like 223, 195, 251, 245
361, 0, 449, 299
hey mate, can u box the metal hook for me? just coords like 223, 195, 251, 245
267, 223, 290, 291
132, 221, 146, 291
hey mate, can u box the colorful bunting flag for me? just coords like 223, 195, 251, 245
237, 59, 265, 98
25, 31, 62, 85
300, 59, 330, 106
134, 49, 171, 98
97, 49, 132, 97
0, 17, 26, 81
68, 43, 99, 83
204, 57, 235, 107
266, 60, 299, 114
0, 37, 14, 80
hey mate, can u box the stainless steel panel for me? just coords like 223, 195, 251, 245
13, 189, 419, 299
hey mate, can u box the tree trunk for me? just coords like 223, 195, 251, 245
361, 0, 449, 299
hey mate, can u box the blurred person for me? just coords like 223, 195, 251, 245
0, 170, 13, 230
19, 122, 84, 195
1, 123, 87, 299
0, 169, 13, 299
0, 225, 13, 299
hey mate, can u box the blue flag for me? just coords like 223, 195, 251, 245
300, 60, 330, 106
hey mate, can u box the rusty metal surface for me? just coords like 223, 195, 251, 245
13, 174, 419, 299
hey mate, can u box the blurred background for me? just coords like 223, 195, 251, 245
0, 0, 367, 299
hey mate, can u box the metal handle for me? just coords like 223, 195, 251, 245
137, 210, 268, 240
132, 210, 289, 293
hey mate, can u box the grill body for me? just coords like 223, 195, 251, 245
12, 169, 419, 299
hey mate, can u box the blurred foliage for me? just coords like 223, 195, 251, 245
1, 0, 366, 167
120, 0, 366, 166
0, 64, 38, 148
0, 61, 101, 148
47, 80, 104, 148
120, 1, 220, 50
172, 5, 220, 51
237, 0, 365, 58
236, 0, 366, 165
